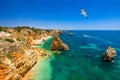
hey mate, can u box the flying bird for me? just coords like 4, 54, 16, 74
80, 8, 88, 19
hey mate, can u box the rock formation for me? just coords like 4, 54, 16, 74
103, 46, 116, 61
0, 26, 56, 80
50, 36, 69, 51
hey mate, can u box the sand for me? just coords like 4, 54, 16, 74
33, 36, 52, 45
22, 36, 52, 80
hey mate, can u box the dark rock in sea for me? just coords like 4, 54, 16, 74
68, 33, 73, 36
54, 30, 63, 35
50, 35, 69, 51
63, 30, 66, 33
102, 46, 116, 62
58, 30, 64, 34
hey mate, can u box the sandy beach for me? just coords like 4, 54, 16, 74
22, 36, 53, 80
32, 36, 53, 45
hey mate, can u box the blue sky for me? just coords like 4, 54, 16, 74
0, 0, 120, 30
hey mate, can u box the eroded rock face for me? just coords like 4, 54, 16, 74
0, 27, 58, 80
50, 36, 69, 51
103, 46, 116, 61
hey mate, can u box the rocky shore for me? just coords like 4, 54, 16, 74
0, 26, 56, 80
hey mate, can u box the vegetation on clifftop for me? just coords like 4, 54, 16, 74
5, 38, 14, 43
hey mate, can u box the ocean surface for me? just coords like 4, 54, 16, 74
35, 30, 120, 80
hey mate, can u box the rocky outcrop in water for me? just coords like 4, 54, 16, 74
68, 32, 73, 36
103, 46, 116, 61
50, 36, 69, 51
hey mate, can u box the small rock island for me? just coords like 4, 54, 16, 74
68, 32, 73, 36
50, 35, 69, 51
103, 46, 116, 61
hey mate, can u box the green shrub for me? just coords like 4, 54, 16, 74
45, 30, 50, 33
31, 27, 39, 33
4, 53, 14, 60
0, 26, 3, 31
14, 26, 31, 32
5, 38, 14, 43
17, 38, 21, 41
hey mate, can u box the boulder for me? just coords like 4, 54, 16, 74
103, 46, 116, 61
50, 36, 69, 51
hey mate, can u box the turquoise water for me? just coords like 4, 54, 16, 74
35, 31, 120, 80
38, 37, 53, 50
33, 56, 55, 80
34, 37, 54, 80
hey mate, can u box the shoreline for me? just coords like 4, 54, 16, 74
32, 36, 53, 45
22, 36, 53, 80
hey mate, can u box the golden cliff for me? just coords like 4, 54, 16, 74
0, 26, 55, 80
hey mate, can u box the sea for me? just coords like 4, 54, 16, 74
34, 30, 120, 80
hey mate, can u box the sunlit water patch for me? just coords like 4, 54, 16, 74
79, 43, 103, 50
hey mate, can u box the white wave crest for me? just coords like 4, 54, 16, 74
83, 34, 114, 44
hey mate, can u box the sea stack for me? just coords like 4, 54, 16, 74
103, 46, 116, 61
50, 35, 69, 51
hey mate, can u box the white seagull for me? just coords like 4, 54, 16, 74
80, 8, 88, 19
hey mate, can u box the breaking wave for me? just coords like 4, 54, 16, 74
83, 34, 114, 44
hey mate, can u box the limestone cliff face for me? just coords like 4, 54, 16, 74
50, 36, 69, 51
103, 46, 116, 61
0, 27, 57, 80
